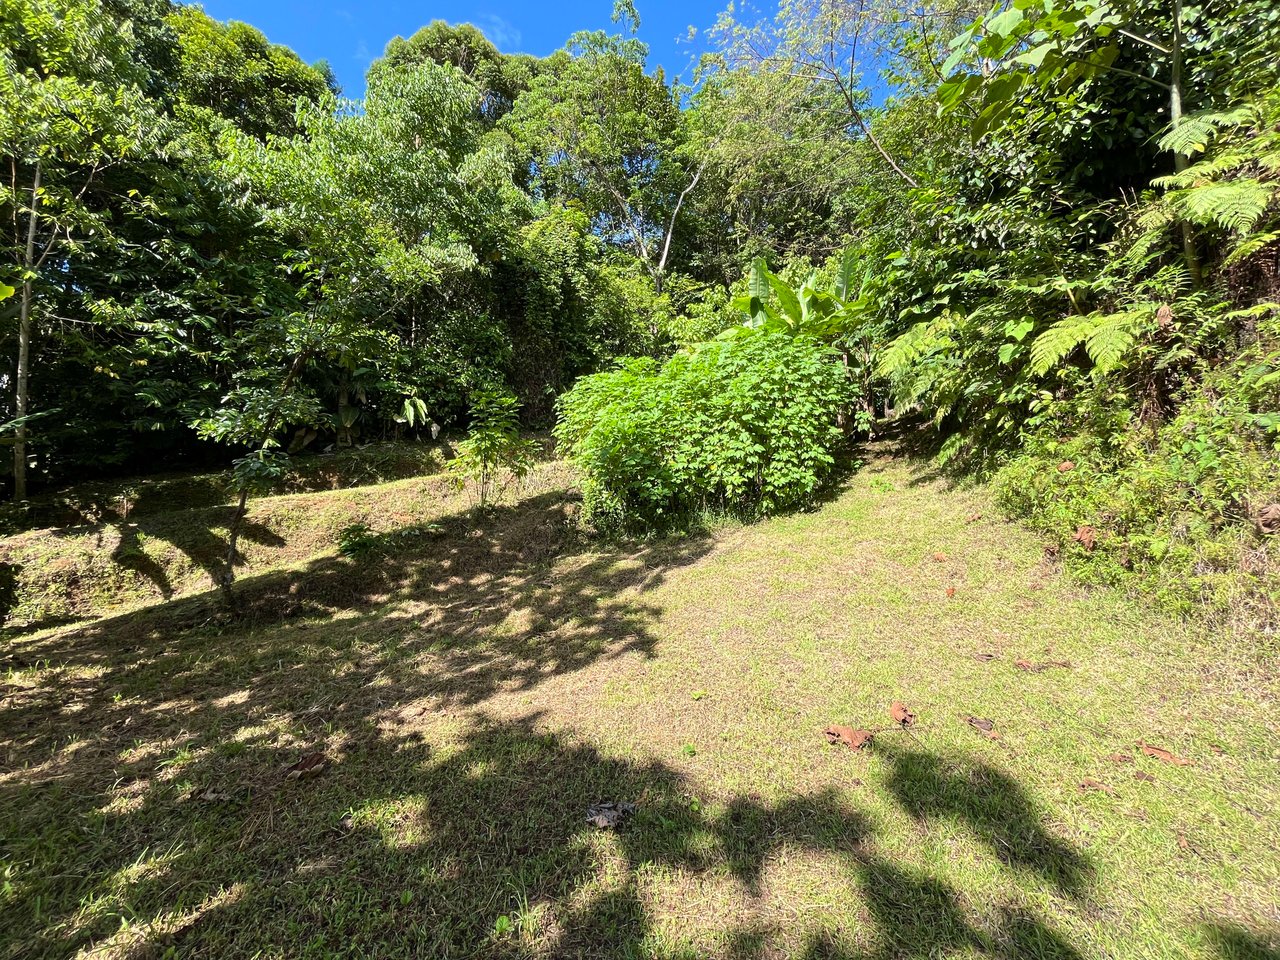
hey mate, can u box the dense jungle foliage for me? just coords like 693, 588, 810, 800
3, 0, 1279, 626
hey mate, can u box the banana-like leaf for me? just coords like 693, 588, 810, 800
767, 272, 801, 325
835, 248, 859, 301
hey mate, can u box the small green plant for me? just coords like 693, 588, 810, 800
448, 390, 536, 508
336, 522, 375, 557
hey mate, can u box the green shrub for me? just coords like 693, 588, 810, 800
555, 331, 850, 533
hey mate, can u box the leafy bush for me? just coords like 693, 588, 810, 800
555, 331, 850, 533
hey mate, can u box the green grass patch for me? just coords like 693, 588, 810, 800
0, 447, 1276, 958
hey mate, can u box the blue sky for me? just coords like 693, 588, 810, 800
196, 0, 735, 98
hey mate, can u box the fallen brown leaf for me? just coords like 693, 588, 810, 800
1134, 771, 1157, 783
890, 701, 916, 728
1138, 741, 1193, 766
1177, 833, 1189, 850
285, 752, 328, 781
1080, 778, 1115, 795
1106, 753, 1134, 764
824, 726, 873, 750
1072, 524, 1097, 550
1256, 504, 1280, 536
1014, 659, 1038, 672
966, 716, 1001, 740
1209, 744, 1225, 755
933, 552, 947, 562
967, 512, 983, 522
1057, 460, 1075, 473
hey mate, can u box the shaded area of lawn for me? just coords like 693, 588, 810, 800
2, 470, 1277, 958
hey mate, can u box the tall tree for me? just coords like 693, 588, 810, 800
0, 0, 158, 498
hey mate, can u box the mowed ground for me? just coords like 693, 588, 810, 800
1, 449, 1277, 959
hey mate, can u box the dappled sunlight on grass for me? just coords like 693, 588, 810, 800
1, 452, 1277, 958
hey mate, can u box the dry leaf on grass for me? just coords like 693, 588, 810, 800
933, 552, 947, 562
586, 801, 636, 829
1106, 753, 1134, 764
1057, 461, 1075, 472
1134, 771, 1157, 783
1015, 659, 1071, 673
1209, 744, 1225, 755
890, 701, 916, 728
1080, 778, 1116, 795
824, 726, 873, 750
285, 752, 328, 781
966, 717, 1000, 740
1138, 741, 1192, 766
1255, 504, 1280, 536
1072, 525, 1097, 550
967, 512, 983, 522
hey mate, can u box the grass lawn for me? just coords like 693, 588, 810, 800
1, 446, 1278, 958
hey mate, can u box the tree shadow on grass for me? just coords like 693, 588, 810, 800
875, 739, 1094, 898
0, 487, 1153, 959
1204, 924, 1280, 960
108, 510, 286, 601
2, 706, 1094, 959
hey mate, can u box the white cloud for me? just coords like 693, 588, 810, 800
475, 13, 522, 50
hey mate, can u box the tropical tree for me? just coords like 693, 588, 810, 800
0, 0, 158, 499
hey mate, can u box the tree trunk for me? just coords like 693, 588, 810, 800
217, 489, 250, 609
14, 161, 41, 501
1169, 0, 1202, 285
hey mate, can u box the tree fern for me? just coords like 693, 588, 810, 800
1028, 308, 1147, 376
1028, 314, 1095, 375
1224, 229, 1280, 266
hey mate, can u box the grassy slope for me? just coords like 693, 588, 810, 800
1, 448, 1277, 959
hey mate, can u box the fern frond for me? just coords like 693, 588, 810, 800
1085, 309, 1146, 373
1153, 150, 1253, 188
1158, 105, 1260, 157
1223, 230, 1280, 266
1167, 180, 1276, 233
1029, 315, 1094, 375
877, 320, 941, 378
